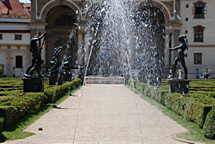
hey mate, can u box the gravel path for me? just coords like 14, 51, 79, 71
3, 84, 190, 144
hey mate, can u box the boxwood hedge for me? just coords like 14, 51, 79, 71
0, 78, 81, 131
131, 81, 215, 139
204, 108, 215, 139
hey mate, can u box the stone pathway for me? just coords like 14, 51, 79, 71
3, 84, 191, 144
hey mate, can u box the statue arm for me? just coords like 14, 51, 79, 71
38, 33, 46, 40
33, 33, 46, 41
170, 45, 182, 51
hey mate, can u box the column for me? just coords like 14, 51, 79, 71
31, 0, 37, 21
6, 46, 13, 76
175, 0, 181, 17
35, 0, 38, 20
164, 32, 169, 68
169, 32, 173, 67
173, 0, 176, 18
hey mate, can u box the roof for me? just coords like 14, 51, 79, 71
0, 0, 31, 19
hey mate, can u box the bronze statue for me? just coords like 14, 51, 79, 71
62, 55, 73, 81
170, 35, 188, 79
49, 46, 63, 83
24, 33, 46, 78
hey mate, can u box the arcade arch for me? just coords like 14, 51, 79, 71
44, 5, 79, 67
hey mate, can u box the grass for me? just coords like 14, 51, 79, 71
1, 87, 80, 141
131, 87, 215, 144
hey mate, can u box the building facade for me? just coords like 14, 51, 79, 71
32, 0, 181, 76
180, 0, 215, 78
0, 0, 31, 77
1, 0, 214, 78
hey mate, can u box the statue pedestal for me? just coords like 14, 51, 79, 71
49, 77, 63, 85
168, 79, 190, 94
23, 78, 43, 92
49, 76, 57, 85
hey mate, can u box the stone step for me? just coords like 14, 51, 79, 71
84, 76, 125, 84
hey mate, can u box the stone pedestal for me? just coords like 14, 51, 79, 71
49, 76, 57, 85
23, 78, 43, 92
49, 76, 63, 85
168, 79, 190, 94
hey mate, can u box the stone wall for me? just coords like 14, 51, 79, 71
0, 45, 31, 77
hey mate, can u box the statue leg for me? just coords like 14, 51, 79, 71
25, 65, 33, 75
25, 59, 36, 76
35, 65, 42, 78
29, 66, 36, 76
172, 58, 179, 78
181, 58, 188, 79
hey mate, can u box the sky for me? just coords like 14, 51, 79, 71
19, 0, 31, 3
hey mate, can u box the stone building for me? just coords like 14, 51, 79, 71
32, 0, 179, 75
180, 0, 215, 78
30, 0, 215, 78
0, 0, 31, 77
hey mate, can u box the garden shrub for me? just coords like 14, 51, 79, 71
184, 100, 212, 127
0, 90, 23, 97
135, 83, 146, 93
189, 92, 215, 104
159, 92, 213, 128
0, 78, 81, 130
0, 109, 4, 134
204, 108, 215, 139
164, 93, 183, 114
44, 78, 81, 102
130, 81, 215, 139
159, 90, 167, 105
0, 96, 14, 105
0, 92, 46, 130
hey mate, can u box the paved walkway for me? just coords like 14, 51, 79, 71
4, 84, 189, 144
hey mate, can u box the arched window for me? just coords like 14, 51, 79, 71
193, 1, 206, 19
193, 25, 205, 42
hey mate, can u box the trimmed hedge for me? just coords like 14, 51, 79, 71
204, 108, 215, 139
0, 78, 50, 93
0, 93, 47, 130
131, 81, 215, 139
0, 109, 4, 134
44, 78, 81, 102
0, 78, 81, 130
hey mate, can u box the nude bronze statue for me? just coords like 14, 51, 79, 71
169, 35, 188, 79
24, 33, 46, 78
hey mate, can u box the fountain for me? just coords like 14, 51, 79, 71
79, 0, 165, 86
